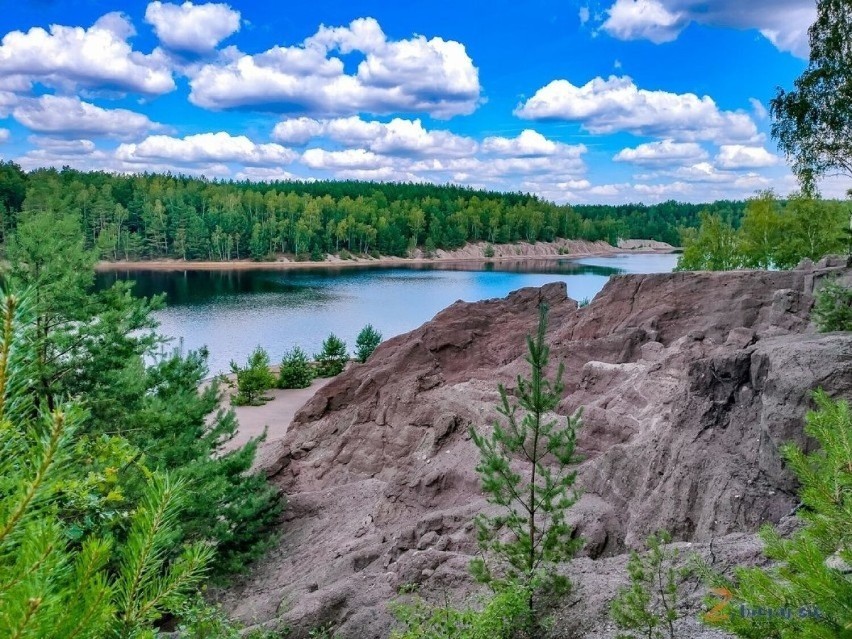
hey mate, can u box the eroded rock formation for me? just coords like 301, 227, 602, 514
224, 258, 852, 638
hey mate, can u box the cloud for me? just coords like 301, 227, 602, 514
187, 17, 481, 118
145, 1, 241, 53
271, 117, 326, 145
116, 132, 296, 166
274, 116, 478, 157
482, 129, 585, 157
715, 144, 779, 169
515, 75, 758, 143
749, 98, 769, 120
0, 128, 9, 143
13, 95, 162, 138
579, 7, 591, 24
603, 0, 684, 43
234, 166, 301, 182
28, 136, 97, 154
600, 0, 814, 58
0, 13, 175, 94
301, 148, 392, 171
613, 139, 708, 166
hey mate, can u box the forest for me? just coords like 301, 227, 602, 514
0, 162, 755, 261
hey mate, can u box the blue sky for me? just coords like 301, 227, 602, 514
0, 0, 833, 203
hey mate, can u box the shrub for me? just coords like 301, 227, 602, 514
483, 243, 495, 258
812, 278, 852, 332
390, 582, 530, 639
339, 249, 352, 260
355, 324, 382, 363
369, 249, 380, 259
315, 334, 348, 377
610, 531, 700, 639
278, 346, 315, 389
230, 346, 276, 405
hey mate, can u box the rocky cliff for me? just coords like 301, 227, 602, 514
224, 258, 852, 638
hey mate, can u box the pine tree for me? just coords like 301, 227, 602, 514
469, 304, 583, 638
355, 324, 382, 363
0, 289, 213, 639
278, 346, 314, 389
230, 346, 276, 406
315, 334, 348, 377
610, 531, 698, 639
705, 391, 852, 638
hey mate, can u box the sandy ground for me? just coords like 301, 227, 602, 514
222, 377, 331, 453
95, 239, 676, 272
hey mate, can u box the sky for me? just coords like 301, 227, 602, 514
0, 0, 837, 204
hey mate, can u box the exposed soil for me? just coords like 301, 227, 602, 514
95, 239, 675, 272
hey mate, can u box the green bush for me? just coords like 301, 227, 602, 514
315, 334, 348, 377
230, 346, 276, 405
355, 324, 382, 363
390, 583, 531, 639
812, 278, 852, 332
483, 243, 495, 258
610, 531, 700, 639
278, 346, 315, 389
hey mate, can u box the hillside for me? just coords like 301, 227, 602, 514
220, 257, 852, 638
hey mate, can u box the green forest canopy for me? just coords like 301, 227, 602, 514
0, 161, 807, 262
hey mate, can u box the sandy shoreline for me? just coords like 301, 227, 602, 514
95, 242, 677, 272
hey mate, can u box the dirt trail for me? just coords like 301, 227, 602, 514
222, 378, 332, 453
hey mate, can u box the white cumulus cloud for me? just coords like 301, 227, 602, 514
187, 17, 481, 118
0, 13, 174, 95
600, 0, 814, 58
116, 132, 296, 166
482, 129, 584, 157
515, 75, 758, 143
13, 95, 161, 138
145, 1, 241, 53
613, 139, 708, 166
274, 116, 478, 157
0, 128, 9, 143
715, 144, 780, 169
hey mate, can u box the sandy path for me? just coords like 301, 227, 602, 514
222, 378, 331, 453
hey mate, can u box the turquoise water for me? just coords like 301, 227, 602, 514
98, 253, 678, 374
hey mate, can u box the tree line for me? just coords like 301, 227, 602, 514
0, 162, 758, 262
677, 191, 851, 271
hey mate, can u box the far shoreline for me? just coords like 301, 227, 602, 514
95, 241, 679, 273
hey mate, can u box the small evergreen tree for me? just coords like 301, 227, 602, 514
469, 304, 583, 638
230, 346, 276, 406
355, 324, 382, 363
278, 346, 315, 389
705, 390, 852, 638
315, 334, 348, 377
610, 531, 698, 639
812, 278, 852, 332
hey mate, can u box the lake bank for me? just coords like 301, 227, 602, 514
95, 239, 677, 272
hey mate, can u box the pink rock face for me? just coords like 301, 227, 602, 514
223, 261, 852, 639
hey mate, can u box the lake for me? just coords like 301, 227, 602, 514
97, 253, 679, 374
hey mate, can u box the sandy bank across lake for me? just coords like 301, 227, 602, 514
95, 240, 677, 272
